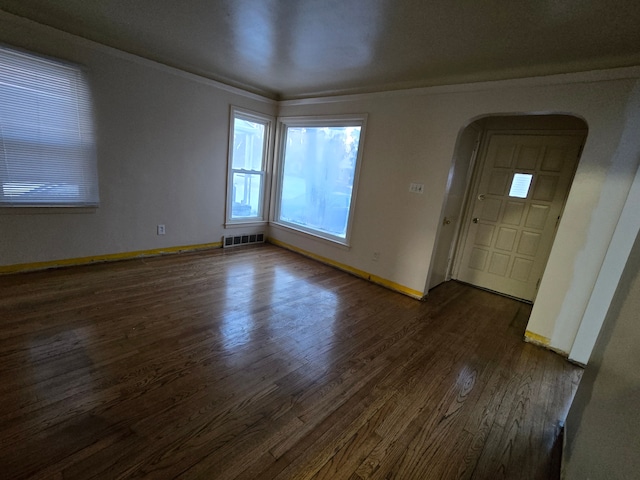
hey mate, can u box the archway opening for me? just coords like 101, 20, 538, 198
428, 114, 588, 304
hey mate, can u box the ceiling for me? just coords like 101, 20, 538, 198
1, 0, 640, 100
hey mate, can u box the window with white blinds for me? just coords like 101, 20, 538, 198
0, 45, 99, 207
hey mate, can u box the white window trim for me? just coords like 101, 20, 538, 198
225, 107, 274, 226
270, 114, 368, 247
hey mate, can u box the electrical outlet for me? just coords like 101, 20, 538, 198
157, 224, 165, 235
372, 251, 380, 262
409, 183, 424, 194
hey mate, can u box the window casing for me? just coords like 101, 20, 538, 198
0, 45, 99, 207
226, 108, 273, 224
272, 115, 367, 245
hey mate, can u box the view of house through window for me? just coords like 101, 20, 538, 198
227, 109, 272, 222
275, 117, 365, 243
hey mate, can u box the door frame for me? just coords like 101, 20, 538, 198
427, 123, 482, 290
449, 123, 587, 302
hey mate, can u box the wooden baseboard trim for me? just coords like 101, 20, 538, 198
267, 238, 425, 300
0, 242, 223, 274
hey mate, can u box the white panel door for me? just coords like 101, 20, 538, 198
455, 133, 584, 301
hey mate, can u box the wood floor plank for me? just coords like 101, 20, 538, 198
0, 244, 582, 479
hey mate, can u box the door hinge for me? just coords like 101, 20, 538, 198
473, 138, 481, 155
536, 278, 541, 290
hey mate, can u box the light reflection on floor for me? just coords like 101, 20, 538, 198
220, 262, 256, 351
217, 261, 338, 373
268, 265, 338, 370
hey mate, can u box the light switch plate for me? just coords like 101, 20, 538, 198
409, 183, 424, 194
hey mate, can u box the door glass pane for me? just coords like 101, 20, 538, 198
509, 173, 533, 198
279, 125, 361, 238
232, 118, 265, 170
231, 172, 262, 218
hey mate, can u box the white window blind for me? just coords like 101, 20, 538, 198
0, 45, 99, 206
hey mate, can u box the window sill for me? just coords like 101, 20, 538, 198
0, 206, 98, 215
225, 219, 268, 229
269, 221, 351, 250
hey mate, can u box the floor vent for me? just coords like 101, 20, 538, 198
223, 233, 265, 248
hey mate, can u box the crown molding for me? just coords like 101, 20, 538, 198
279, 65, 640, 107
0, 9, 277, 105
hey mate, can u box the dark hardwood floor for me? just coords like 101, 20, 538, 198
0, 244, 582, 479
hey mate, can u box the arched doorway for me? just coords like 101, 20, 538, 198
429, 114, 588, 303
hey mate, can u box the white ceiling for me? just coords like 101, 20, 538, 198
1, 0, 640, 100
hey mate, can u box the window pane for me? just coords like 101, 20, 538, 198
279, 125, 361, 239
232, 118, 265, 170
509, 173, 533, 198
231, 172, 262, 218
226, 109, 272, 224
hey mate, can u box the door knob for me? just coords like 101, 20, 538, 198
472, 217, 479, 223
443, 217, 451, 225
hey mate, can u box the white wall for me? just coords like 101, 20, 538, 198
569, 157, 640, 364
275, 73, 640, 356
0, 12, 276, 266
545, 85, 640, 355
563, 228, 640, 479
